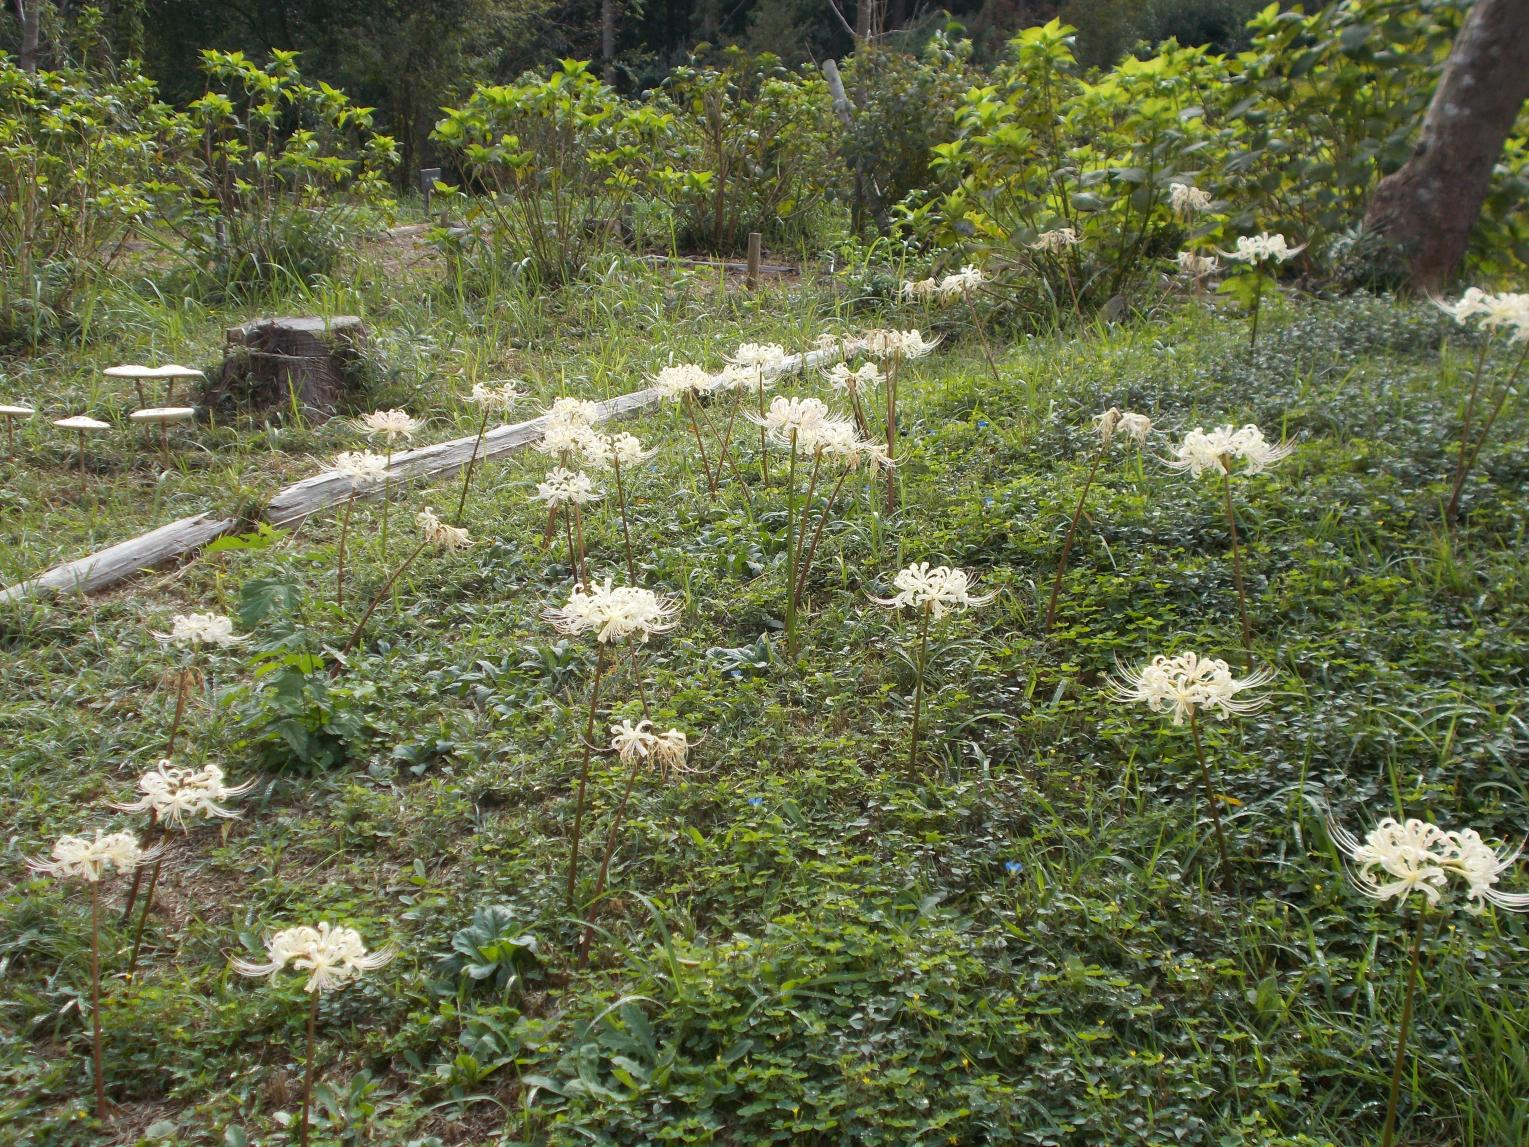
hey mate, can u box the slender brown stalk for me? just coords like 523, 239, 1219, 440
713, 389, 745, 486
1188, 710, 1234, 883
125, 827, 171, 980
1248, 274, 1264, 350
884, 359, 899, 513
756, 370, 770, 485
907, 604, 932, 773
793, 469, 851, 611
1043, 444, 1107, 633
578, 755, 643, 965
1380, 911, 1428, 1147
1220, 469, 1253, 659
166, 664, 192, 755
693, 398, 756, 500
966, 297, 1001, 384
300, 991, 320, 1147
683, 394, 716, 495
848, 386, 873, 440
612, 455, 637, 582
1447, 341, 1528, 525
119, 810, 158, 923
566, 645, 609, 906
337, 540, 428, 662
336, 493, 356, 608
453, 407, 492, 524
573, 500, 589, 588
795, 450, 823, 563
89, 882, 106, 1120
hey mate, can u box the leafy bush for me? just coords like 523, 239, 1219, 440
0, 56, 179, 345
159, 48, 397, 301
432, 60, 667, 285
653, 48, 838, 254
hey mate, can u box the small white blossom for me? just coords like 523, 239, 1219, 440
1029, 227, 1080, 254
231, 922, 394, 994
727, 343, 788, 371
823, 362, 883, 394
26, 830, 163, 883
1165, 423, 1294, 478
583, 432, 652, 470
1118, 412, 1153, 445
860, 329, 940, 360
356, 410, 422, 444
1176, 251, 1220, 279
546, 579, 679, 644
900, 277, 940, 302
416, 507, 473, 550
534, 467, 601, 507
1168, 182, 1212, 221
1435, 289, 1529, 343
470, 380, 525, 412
1108, 651, 1274, 725
158, 612, 246, 649
650, 364, 717, 401
111, 760, 254, 829
1221, 232, 1305, 266
333, 451, 390, 484
872, 563, 997, 620
938, 264, 987, 300
610, 719, 658, 764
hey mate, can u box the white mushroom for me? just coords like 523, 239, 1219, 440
0, 403, 34, 454
130, 407, 197, 464
105, 363, 205, 404
53, 415, 112, 493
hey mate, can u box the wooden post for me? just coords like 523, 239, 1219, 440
419, 167, 441, 221
746, 233, 762, 291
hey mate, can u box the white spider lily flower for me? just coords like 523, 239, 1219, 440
654, 728, 691, 773
1220, 232, 1305, 265
900, 277, 940, 302
231, 922, 395, 994
1165, 423, 1293, 478
1108, 651, 1274, 725
534, 467, 601, 507
1328, 817, 1450, 907
537, 420, 602, 459
158, 612, 246, 649
1029, 227, 1080, 254
470, 380, 525, 412
26, 831, 164, 883
1117, 412, 1153, 445
546, 579, 679, 644
809, 419, 891, 469
1176, 251, 1220, 279
650, 363, 717, 401
823, 362, 883, 394
333, 450, 390, 484
1228, 424, 1296, 474
860, 329, 940, 360
726, 342, 788, 371
1094, 407, 1122, 447
610, 718, 658, 763
356, 410, 422, 443
111, 760, 254, 828
937, 264, 987, 300
416, 507, 473, 550
871, 563, 997, 620
1434, 288, 1529, 343
583, 432, 652, 471
748, 396, 830, 445
1440, 829, 1529, 913
1168, 182, 1212, 220
544, 396, 601, 427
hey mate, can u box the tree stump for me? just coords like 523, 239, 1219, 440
206, 316, 368, 422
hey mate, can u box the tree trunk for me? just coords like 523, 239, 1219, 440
1362, 0, 1529, 293
15, 0, 42, 73
601, 0, 617, 86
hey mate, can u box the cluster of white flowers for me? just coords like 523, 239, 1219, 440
651, 363, 719, 401
860, 329, 939, 360
112, 760, 254, 829
1166, 423, 1295, 478
1168, 183, 1213, 220
356, 409, 422, 443
546, 579, 679, 643
609, 718, 691, 772
1176, 252, 1220, 279
1030, 227, 1080, 254
1221, 233, 1305, 265
749, 396, 830, 442
158, 612, 246, 649
823, 362, 883, 394
1329, 817, 1529, 914
1108, 651, 1274, 725
232, 922, 394, 994
1435, 288, 1529, 343
469, 380, 525, 412
900, 277, 939, 302
537, 397, 603, 458
727, 343, 788, 372
416, 507, 473, 550
901, 265, 988, 304
27, 830, 163, 883
1093, 407, 1153, 447
534, 467, 601, 507
873, 563, 997, 619
584, 431, 652, 471
747, 396, 887, 466
333, 450, 390, 484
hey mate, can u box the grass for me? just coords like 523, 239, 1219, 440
1, 248, 1527, 1145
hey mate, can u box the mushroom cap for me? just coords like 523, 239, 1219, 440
129, 406, 197, 423
0, 404, 35, 416
104, 363, 205, 379
53, 415, 112, 431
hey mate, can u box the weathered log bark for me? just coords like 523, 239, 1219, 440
207, 316, 368, 421
1361, 0, 1529, 292
0, 513, 237, 603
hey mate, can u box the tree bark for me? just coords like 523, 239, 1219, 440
1362, 0, 1529, 293
15, 0, 41, 73
601, 0, 617, 86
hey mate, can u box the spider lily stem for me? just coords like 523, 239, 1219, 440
1249, 274, 1264, 349
907, 604, 933, 773
120, 809, 158, 924
1044, 442, 1107, 633
682, 395, 716, 496
166, 662, 192, 754
300, 991, 320, 1147
579, 753, 643, 966
756, 370, 770, 485
337, 540, 429, 663
1188, 710, 1235, 884
965, 296, 1001, 385
336, 492, 356, 607
1381, 910, 1428, 1147
1220, 469, 1253, 661
125, 825, 171, 980
785, 433, 800, 660
566, 645, 608, 907
453, 407, 492, 525
89, 883, 106, 1120
793, 469, 851, 612
613, 454, 637, 582
884, 358, 899, 513
1447, 340, 1528, 526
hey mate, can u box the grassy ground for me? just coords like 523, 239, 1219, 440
2, 259, 1527, 1146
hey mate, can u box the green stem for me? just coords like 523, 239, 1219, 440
613, 455, 637, 582
908, 604, 932, 773
967, 296, 1001, 385
336, 493, 355, 608
793, 468, 850, 612
300, 991, 319, 1147
166, 664, 191, 755
453, 407, 491, 525
566, 645, 608, 907
757, 370, 770, 485
579, 754, 643, 966
1249, 274, 1264, 350
1447, 340, 1528, 525
338, 540, 428, 662
90, 882, 105, 1121
1221, 468, 1252, 660
573, 499, 588, 588
785, 433, 799, 660
125, 827, 170, 981
1043, 443, 1107, 633
684, 395, 716, 495
380, 445, 393, 566
1188, 710, 1234, 883
1380, 911, 1428, 1147
884, 358, 899, 513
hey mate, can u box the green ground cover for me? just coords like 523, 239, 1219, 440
2, 268, 1527, 1146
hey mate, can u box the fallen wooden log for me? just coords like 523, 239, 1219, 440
0, 512, 237, 604
1, 347, 836, 601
